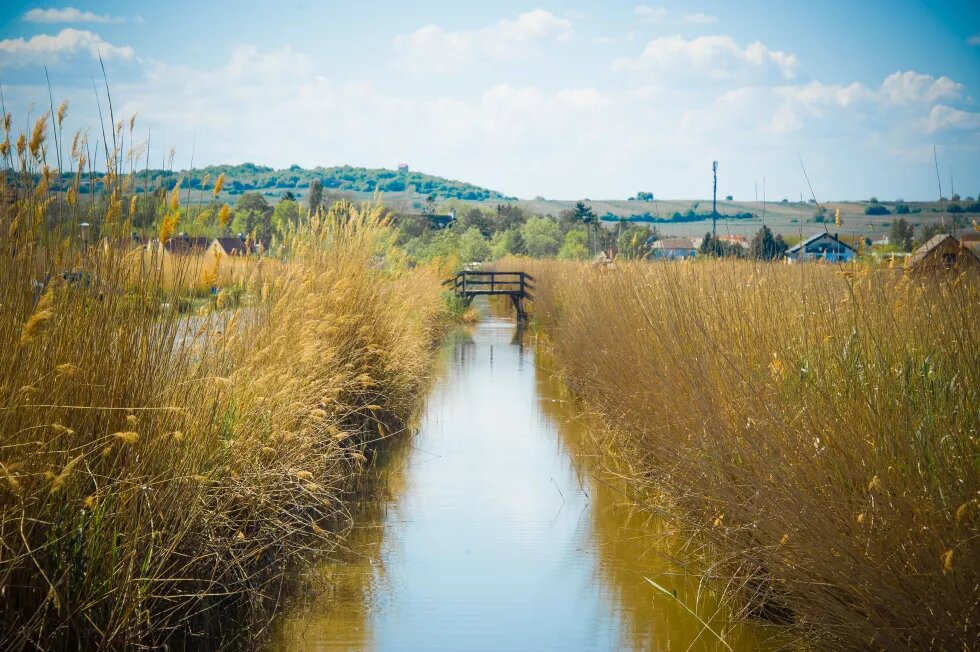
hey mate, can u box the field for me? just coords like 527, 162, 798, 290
505, 257, 979, 649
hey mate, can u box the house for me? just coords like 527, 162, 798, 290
399, 208, 457, 229
650, 237, 697, 260
720, 234, 750, 252
961, 232, 980, 256
210, 236, 249, 256
785, 232, 857, 263
146, 234, 211, 256
906, 234, 980, 272
397, 163, 410, 173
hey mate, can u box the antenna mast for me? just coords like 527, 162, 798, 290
712, 160, 718, 239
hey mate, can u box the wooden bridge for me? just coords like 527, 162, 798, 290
442, 270, 534, 322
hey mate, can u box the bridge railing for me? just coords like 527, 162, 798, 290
442, 271, 534, 297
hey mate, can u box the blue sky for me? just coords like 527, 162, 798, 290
1, 1, 978, 200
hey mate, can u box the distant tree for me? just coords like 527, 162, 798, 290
895, 203, 910, 215
617, 225, 658, 259
521, 216, 562, 257
574, 201, 596, 223
273, 199, 301, 233
280, 191, 296, 202
749, 225, 788, 260
889, 218, 915, 252
307, 180, 323, 214
918, 222, 947, 245
231, 192, 273, 240
870, 197, 879, 204
725, 195, 733, 201
490, 228, 525, 259
636, 191, 654, 201
865, 204, 890, 216
459, 227, 491, 264
393, 212, 431, 243
493, 204, 526, 231
699, 232, 743, 257
459, 207, 494, 237
423, 193, 437, 214
558, 229, 589, 260
951, 193, 961, 202
573, 201, 598, 253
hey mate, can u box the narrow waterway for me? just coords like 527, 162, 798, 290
269, 312, 780, 651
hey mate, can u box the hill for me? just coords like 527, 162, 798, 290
148, 163, 514, 203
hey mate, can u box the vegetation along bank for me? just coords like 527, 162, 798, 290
0, 111, 451, 649
506, 257, 978, 649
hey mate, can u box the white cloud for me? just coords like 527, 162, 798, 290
681, 12, 718, 25
881, 70, 962, 103
5, 38, 972, 202
393, 9, 573, 73
968, 34, 980, 46
612, 34, 800, 81
0, 29, 135, 68
925, 105, 980, 133
23, 7, 125, 24
634, 5, 668, 22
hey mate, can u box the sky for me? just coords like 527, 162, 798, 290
0, 1, 978, 200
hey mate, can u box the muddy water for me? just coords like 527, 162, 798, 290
269, 315, 781, 651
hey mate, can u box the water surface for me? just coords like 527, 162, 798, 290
270, 314, 780, 650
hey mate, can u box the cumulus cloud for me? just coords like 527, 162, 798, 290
0, 29, 135, 68
23, 7, 125, 24
968, 34, 980, 46
393, 9, 573, 73
612, 34, 800, 81
4, 34, 972, 201
881, 70, 961, 103
925, 105, 980, 133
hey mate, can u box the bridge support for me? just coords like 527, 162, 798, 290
442, 271, 534, 323
510, 294, 527, 323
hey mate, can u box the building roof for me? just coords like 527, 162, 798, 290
786, 231, 856, 254
908, 233, 980, 267
212, 237, 248, 255
653, 237, 697, 250
159, 236, 211, 254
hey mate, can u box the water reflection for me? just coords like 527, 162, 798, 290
269, 315, 782, 651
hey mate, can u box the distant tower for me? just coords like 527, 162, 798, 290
712, 161, 718, 239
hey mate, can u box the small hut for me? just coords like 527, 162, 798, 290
906, 234, 980, 273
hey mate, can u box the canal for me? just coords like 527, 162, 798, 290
269, 311, 780, 650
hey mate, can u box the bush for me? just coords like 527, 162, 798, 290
865, 205, 891, 216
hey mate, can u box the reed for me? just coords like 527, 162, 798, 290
0, 111, 447, 649
508, 256, 979, 649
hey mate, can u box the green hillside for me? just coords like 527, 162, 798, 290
145, 163, 514, 202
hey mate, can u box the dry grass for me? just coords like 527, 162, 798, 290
506, 256, 979, 649
0, 113, 447, 649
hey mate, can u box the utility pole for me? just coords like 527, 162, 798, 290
712, 161, 718, 239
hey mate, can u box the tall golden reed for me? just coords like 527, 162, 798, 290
0, 111, 447, 649
509, 256, 978, 649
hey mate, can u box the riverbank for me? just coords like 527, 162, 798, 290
0, 201, 449, 648
506, 258, 979, 649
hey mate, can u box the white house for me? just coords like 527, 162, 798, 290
785, 232, 857, 263
650, 237, 698, 260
